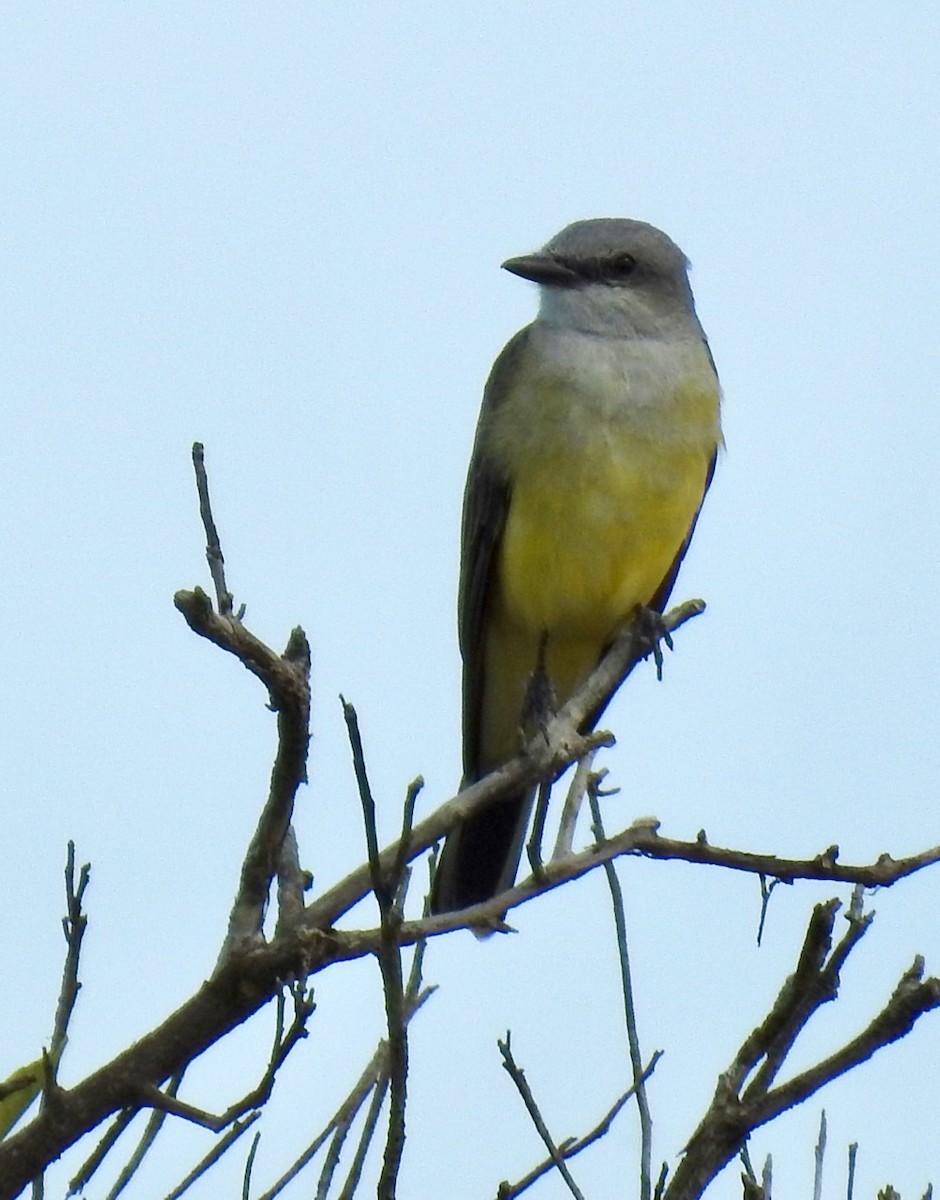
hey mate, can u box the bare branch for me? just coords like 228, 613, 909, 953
163, 1114, 261, 1200
98, 1073, 185, 1199
300, 599, 938, 937
6, 468, 936, 1200
7, 827, 934, 1200
68, 1110, 137, 1196
756, 874, 785, 947
174, 586, 312, 959
662, 900, 940, 1200
335, 1078, 389, 1200
190, 442, 233, 617
551, 750, 598, 861
241, 1130, 261, 1200
498, 1052, 662, 1199
342, 699, 410, 1200
812, 1109, 826, 1200
498, 1033, 586, 1200
252, 985, 432, 1200
176, 445, 314, 959
23, 846, 92, 1197
275, 827, 312, 936
307, 814, 940, 949
525, 779, 552, 879
51, 843, 90, 1057
589, 786, 655, 1200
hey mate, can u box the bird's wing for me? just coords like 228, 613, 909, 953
649, 443, 719, 614
458, 327, 531, 781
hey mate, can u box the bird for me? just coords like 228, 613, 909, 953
430, 218, 722, 916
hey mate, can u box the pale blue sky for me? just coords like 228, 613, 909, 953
3, 4, 940, 1197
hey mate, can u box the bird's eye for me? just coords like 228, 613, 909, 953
607, 253, 637, 278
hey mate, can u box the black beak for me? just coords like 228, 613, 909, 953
501, 252, 580, 287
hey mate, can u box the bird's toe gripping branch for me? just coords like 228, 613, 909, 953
633, 605, 675, 682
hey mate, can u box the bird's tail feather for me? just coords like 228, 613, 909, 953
430, 788, 534, 915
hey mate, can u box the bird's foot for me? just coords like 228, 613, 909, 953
633, 605, 674, 681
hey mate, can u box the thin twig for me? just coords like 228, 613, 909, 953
739, 1143, 757, 1193
526, 779, 552, 877
241, 1131, 262, 1200
178, 447, 313, 961
161, 1114, 260, 1200
498, 1033, 586, 1200
252, 988, 433, 1200
342, 699, 412, 1200
499, 1052, 662, 1199
103, 1073, 185, 1199
191, 443, 233, 616
394, 778, 425, 887
663, 900, 940, 1200
51, 842, 90, 1056
275, 826, 311, 935
552, 750, 597, 860
589, 789, 654, 1200
335, 1076, 390, 1200
812, 1110, 827, 1200
28, 845, 92, 1198
336, 933, 431, 1200
68, 1110, 137, 1196
756, 874, 786, 947
761, 1155, 772, 1199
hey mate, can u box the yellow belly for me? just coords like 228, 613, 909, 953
499, 440, 708, 635
479, 390, 716, 769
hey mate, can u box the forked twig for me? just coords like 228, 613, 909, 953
498, 1033, 586, 1200
663, 895, 940, 1199
499, 1052, 662, 1199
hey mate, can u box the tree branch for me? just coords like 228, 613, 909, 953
498, 1052, 662, 1199
498, 1033, 586, 1200
6, 453, 936, 1199
662, 897, 940, 1200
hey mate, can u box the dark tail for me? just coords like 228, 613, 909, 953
430, 788, 534, 914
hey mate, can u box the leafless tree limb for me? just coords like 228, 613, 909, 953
812, 1109, 826, 1200
175, 445, 312, 960
661, 895, 940, 1200
497, 1052, 662, 1199
4, 774, 936, 1200
252, 986, 434, 1200
98, 1073, 185, 1200
589, 783, 655, 1200
68, 1109, 137, 1196
51, 843, 89, 1059
190, 442, 233, 617
4, 446, 938, 1199
497, 1033, 586, 1200
343, 699, 413, 1200
175, 585, 312, 961
551, 750, 597, 861
163, 1114, 261, 1200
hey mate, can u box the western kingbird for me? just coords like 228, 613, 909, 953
431, 218, 722, 916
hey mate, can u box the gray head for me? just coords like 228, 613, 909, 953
502, 218, 701, 339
